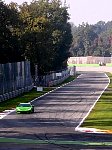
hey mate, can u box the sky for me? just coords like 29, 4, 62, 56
4, 0, 112, 26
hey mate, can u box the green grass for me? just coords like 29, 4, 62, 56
0, 76, 76, 112
68, 63, 112, 67
106, 63, 112, 67
0, 87, 54, 112
68, 64, 99, 67
81, 73, 112, 130
54, 76, 77, 87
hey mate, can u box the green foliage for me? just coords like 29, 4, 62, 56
0, 1, 24, 63
18, 0, 72, 75
0, 0, 72, 75
71, 21, 112, 57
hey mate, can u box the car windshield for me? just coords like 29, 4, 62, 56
18, 103, 31, 107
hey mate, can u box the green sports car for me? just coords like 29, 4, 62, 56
16, 103, 34, 113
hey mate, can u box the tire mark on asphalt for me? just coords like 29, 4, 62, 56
0, 72, 109, 150
39, 73, 108, 149
58, 89, 96, 127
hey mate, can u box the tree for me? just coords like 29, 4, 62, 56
70, 23, 98, 56
0, 0, 72, 74
19, 0, 72, 75
71, 20, 112, 57
0, 1, 23, 63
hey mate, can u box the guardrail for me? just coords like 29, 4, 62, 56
0, 85, 33, 102
48, 74, 70, 86
34, 68, 71, 87
0, 66, 76, 102
0, 61, 33, 102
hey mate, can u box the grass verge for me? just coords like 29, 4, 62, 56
81, 72, 112, 130
68, 64, 99, 67
0, 87, 54, 112
0, 76, 76, 112
54, 76, 77, 87
68, 63, 112, 67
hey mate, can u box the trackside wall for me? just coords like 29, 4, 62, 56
0, 61, 33, 102
68, 56, 112, 64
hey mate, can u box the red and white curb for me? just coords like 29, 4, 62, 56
75, 73, 111, 134
75, 127, 112, 134
75, 127, 108, 134
0, 110, 15, 119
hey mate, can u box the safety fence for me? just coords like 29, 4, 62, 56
0, 61, 33, 102
34, 68, 71, 87
0, 62, 76, 102
68, 56, 112, 64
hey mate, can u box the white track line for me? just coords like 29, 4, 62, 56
75, 73, 110, 133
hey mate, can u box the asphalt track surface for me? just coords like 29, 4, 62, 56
0, 72, 112, 150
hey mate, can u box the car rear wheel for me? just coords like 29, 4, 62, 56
31, 108, 34, 113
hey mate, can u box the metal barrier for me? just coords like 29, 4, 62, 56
34, 68, 71, 87
0, 64, 76, 102
0, 61, 33, 102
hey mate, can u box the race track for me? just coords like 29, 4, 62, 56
0, 72, 112, 150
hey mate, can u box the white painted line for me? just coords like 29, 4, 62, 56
31, 74, 81, 103
75, 73, 110, 133
3, 110, 13, 113
75, 127, 106, 134
0, 74, 80, 119
0, 113, 5, 115
0, 110, 15, 119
